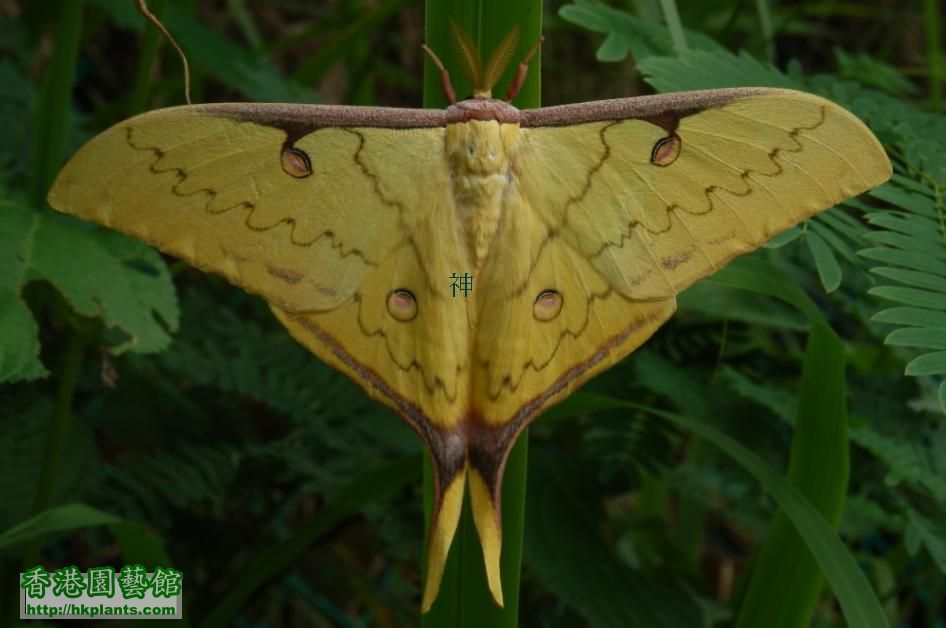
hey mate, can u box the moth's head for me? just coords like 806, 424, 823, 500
449, 19, 521, 100
445, 98, 521, 124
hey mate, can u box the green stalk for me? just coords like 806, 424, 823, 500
421, 0, 540, 625
20, 329, 88, 571
657, 0, 687, 53
923, 0, 943, 111
735, 321, 850, 628
20, 0, 87, 574
754, 0, 775, 62
30, 0, 83, 208
291, 0, 416, 87
6, 5, 85, 622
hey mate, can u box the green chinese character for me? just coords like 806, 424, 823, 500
450, 272, 473, 297
52, 565, 86, 599
118, 564, 148, 599
20, 565, 52, 599
87, 566, 116, 598
150, 566, 183, 598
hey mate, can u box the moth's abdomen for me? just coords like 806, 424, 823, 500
445, 120, 521, 270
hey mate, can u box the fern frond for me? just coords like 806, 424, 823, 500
105, 443, 240, 526
860, 180, 946, 412
157, 291, 369, 424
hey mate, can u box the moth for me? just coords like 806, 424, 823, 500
48, 24, 891, 611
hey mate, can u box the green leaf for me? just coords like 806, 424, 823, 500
809, 218, 861, 265
558, 0, 722, 64
905, 511, 946, 571
872, 306, 946, 329
87, 0, 319, 103
806, 231, 843, 293
871, 267, 946, 292
291, 0, 415, 87
111, 522, 174, 568
904, 351, 946, 376
0, 295, 44, 382
0, 202, 179, 382
834, 48, 919, 97
849, 428, 946, 500
859, 247, 946, 275
0, 504, 121, 551
868, 184, 937, 218
867, 231, 946, 260
563, 392, 888, 628
869, 286, 946, 310
0, 60, 36, 181
30, 0, 83, 207
707, 255, 824, 323
639, 48, 798, 92
763, 226, 802, 249
200, 455, 420, 628
864, 212, 942, 244
885, 328, 946, 350
523, 451, 702, 628
681, 282, 809, 330
736, 322, 849, 628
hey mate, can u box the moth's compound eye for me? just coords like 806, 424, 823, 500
387, 289, 418, 322
281, 146, 312, 178
533, 290, 563, 321
650, 135, 681, 167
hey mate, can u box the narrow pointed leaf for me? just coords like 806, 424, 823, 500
547, 392, 888, 628
872, 306, 946, 329
869, 286, 946, 309
736, 322, 849, 628
806, 231, 843, 293
859, 248, 946, 275
871, 267, 946, 292
0, 504, 121, 550
905, 351, 946, 376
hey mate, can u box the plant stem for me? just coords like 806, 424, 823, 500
30, 0, 83, 208
20, 329, 88, 572
923, 0, 943, 111
754, 0, 774, 62
658, 0, 687, 53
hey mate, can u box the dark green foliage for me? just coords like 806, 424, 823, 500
1, 0, 945, 625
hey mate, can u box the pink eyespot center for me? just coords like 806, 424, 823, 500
651, 135, 681, 167
533, 290, 562, 321
281, 147, 312, 178
387, 289, 418, 322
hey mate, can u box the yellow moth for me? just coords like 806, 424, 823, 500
48, 23, 891, 612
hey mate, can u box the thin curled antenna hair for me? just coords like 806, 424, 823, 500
136, 0, 191, 105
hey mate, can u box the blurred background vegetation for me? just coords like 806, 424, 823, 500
1, 0, 945, 626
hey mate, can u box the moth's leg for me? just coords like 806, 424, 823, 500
422, 44, 457, 104
505, 36, 544, 102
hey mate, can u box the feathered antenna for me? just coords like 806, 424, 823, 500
483, 26, 520, 94
449, 18, 484, 94
430, 21, 541, 101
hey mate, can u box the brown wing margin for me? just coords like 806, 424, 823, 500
519, 87, 774, 127
197, 102, 449, 139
